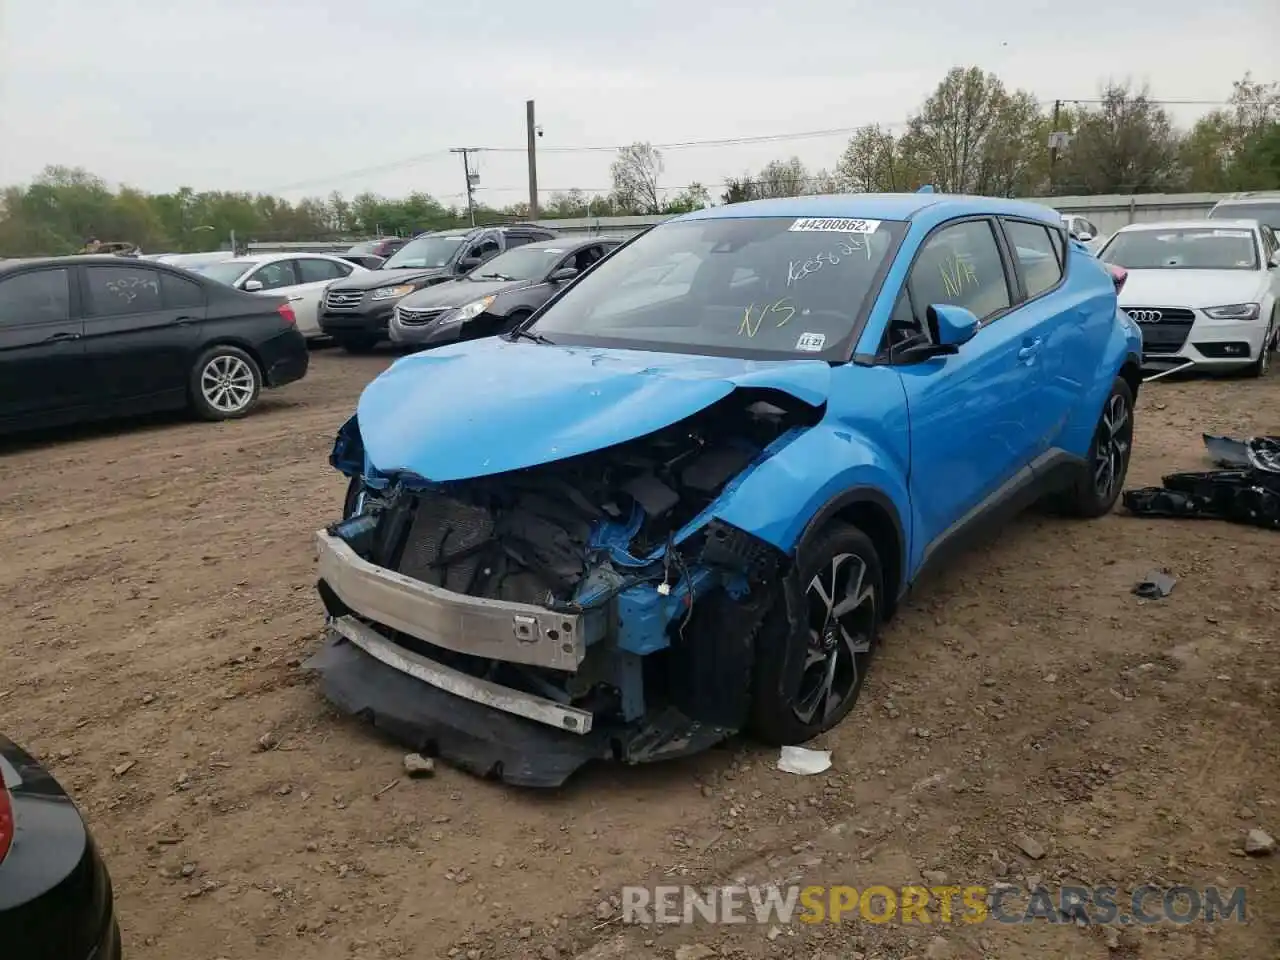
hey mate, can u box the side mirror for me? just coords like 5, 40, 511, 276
1075, 231, 1094, 243
1269, 251, 1280, 269
548, 266, 579, 283
457, 257, 482, 273
929, 303, 980, 347
242, 279, 264, 292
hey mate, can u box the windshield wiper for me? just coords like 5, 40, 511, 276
475, 272, 514, 281
506, 327, 554, 345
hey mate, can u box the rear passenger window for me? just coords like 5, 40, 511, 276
907, 220, 1011, 324
85, 266, 163, 317
0, 269, 71, 324
161, 272, 205, 309
298, 258, 349, 283
1003, 220, 1065, 299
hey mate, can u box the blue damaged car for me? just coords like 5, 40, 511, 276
307, 192, 1143, 787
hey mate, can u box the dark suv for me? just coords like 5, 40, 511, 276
319, 224, 558, 352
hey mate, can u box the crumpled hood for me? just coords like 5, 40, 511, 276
1118, 268, 1267, 310
357, 337, 831, 481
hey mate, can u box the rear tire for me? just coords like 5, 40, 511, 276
749, 522, 882, 746
189, 345, 262, 421
338, 334, 378, 354
1060, 376, 1134, 517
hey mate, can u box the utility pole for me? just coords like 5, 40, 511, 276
450, 148, 479, 226
526, 99, 539, 220
1047, 99, 1063, 195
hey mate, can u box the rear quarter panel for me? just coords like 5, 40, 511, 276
1053, 247, 1142, 458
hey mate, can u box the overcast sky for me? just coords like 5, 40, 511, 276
1, 0, 1276, 208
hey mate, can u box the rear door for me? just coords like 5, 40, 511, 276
895, 218, 1041, 539
292, 257, 354, 336
997, 217, 1080, 457
0, 266, 88, 419
81, 263, 206, 401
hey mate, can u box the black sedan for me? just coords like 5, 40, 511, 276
0, 255, 309, 435
0, 735, 120, 959
387, 237, 622, 348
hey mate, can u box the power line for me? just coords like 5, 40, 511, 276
264, 93, 1272, 195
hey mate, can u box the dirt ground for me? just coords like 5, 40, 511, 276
1, 348, 1277, 960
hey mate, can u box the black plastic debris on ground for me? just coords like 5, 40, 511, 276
1133, 569, 1177, 599
1122, 434, 1280, 531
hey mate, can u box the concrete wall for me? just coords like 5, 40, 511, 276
247, 192, 1237, 253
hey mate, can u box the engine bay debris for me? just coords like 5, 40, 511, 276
1122, 434, 1280, 531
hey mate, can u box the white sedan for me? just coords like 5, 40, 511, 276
195, 253, 371, 338
1098, 219, 1280, 379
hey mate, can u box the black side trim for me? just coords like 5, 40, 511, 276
914, 448, 1085, 585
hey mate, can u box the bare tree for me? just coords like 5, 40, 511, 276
610, 143, 664, 213
753, 157, 810, 198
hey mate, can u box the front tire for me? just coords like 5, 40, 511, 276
189, 345, 262, 421
1243, 317, 1274, 378
749, 522, 882, 746
1060, 376, 1134, 517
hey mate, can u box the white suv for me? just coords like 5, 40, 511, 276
1098, 219, 1280, 379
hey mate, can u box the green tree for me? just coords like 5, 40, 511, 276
1053, 83, 1182, 194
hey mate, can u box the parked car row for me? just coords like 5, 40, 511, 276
318, 223, 561, 352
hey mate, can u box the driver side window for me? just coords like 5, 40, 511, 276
907, 220, 1011, 328
468, 237, 501, 262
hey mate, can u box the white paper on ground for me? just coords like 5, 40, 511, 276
777, 745, 832, 775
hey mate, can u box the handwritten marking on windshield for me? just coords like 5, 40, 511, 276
939, 255, 979, 298
738, 298, 797, 338
786, 237, 872, 288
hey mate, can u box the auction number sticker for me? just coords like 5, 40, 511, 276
795, 332, 827, 352
789, 217, 880, 234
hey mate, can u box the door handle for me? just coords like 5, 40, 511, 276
1017, 338, 1042, 362
44, 331, 81, 342
173, 315, 197, 325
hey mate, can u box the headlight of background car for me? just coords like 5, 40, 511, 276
1203, 303, 1261, 321
443, 296, 497, 324
371, 284, 416, 301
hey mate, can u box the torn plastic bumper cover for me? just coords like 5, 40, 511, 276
1122, 434, 1280, 530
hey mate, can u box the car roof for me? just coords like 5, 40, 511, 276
671, 192, 1061, 226
0, 254, 184, 275
1117, 219, 1259, 232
